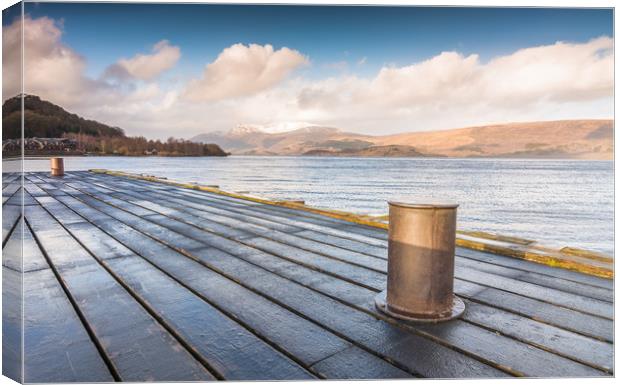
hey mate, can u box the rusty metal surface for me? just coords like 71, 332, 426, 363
50, 158, 64, 177
379, 201, 465, 321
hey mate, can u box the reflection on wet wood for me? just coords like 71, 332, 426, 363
2, 171, 614, 381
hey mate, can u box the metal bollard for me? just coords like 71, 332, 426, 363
50, 157, 64, 176
375, 200, 465, 322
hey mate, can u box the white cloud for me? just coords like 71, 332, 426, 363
183, 43, 308, 102
107, 40, 180, 81
3, 15, 613, 140
3, 16, 106, 106
291, 37, 613, 133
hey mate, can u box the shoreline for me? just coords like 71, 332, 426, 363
90, 168, 613, 277
3, 154, 614, 161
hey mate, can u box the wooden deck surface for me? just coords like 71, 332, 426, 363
2, 171, 614, 382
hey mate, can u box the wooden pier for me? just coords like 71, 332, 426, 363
2, 170, 614, 382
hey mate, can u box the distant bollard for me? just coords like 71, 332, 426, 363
375, 200, 465, 322
50, 157, 64, 177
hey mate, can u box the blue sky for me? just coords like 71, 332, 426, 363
2, 3, 614, 138
12, 4, 613, 78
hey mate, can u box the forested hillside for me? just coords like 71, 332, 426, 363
2, 95, 227, 157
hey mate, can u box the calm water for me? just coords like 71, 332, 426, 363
24, 156, 614, 255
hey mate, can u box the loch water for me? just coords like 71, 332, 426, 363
24, 156, 614, 255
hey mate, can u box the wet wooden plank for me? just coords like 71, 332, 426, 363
82, 193, 158, 217
243, 236, 386, 291
82, 239, 393, 380
41, 260, 215, 381
207, 202, 611, 300
310, 346, 413, 379
24, 174, 43, 183
24, 182, 49, 197
55, 195, 115, 223
67, 195, 204, 251
186, 247, 603, 377
336, 223, 389, 240
178, 196, 612, 320
143, 213, 254, 241
110, 253, 345, 369
155, 246, 507, 378
25, 208, 215, 381
210, 237, 613, 349
69, 194, 157, 225
2, 219, 23, 273
2, 180, 21, 197
113, 189, 389, 271
123, 192, 301, 237
457, 247, 613, 289
456, 266, 612, 319
3, 219, 49, 273
39, 184, 67, 196
63, 182, 616, 340
2, 261, 22, 382
84, 176, 353, 234
23, 268, 114, 382
63, 221, 136, 261
462, 300, 612, 372
3, 194, 111, 384
162, 190, 385, 245
31, 196, 87, 226
22, 190, 38, 206
86, 175, 176, 192
48, 193, 369, 375
25, 172, 615, 379
70, 223, 358, 370
139, 190, 304, 233
54, 189, 506, 378
76, 177, 382, 247
2, 172, 21, 186
468, 287, 614, 343
45, 192, 330, 380
104, 175, 322, 225
292, 229, 613, 302
2, 203, 20, 246
60, 193, 271, 259
65, 181, 116, 196
294, 229, 387, 259
456, 257, 612, 302
164, 185, 354, 227
198, 244, 609, 377
239, 229, 612, 321
94, 182, 611, 305
49, 178, 616, 340
101, 256, 316, 380
414, 319, 604, 377
3, 190, 22, 207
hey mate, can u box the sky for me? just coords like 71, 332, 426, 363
2, 2, 614, 139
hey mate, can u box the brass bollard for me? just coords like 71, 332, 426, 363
50, 157, 64, 176
375, 200, 465, 322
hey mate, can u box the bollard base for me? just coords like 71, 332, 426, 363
374, 290, 465, 323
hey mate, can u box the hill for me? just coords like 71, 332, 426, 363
372, 120, 613, 159
191, 120, 613, 160
2, 95, 228, 157
3, 94, 125, 140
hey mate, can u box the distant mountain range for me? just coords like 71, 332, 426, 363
191, 120, 613, 159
